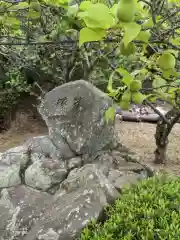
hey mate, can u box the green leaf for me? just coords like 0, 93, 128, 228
135, 30, 150, 43
4, 17, 20, 29
162, 70, 172, 78
146, 94, 158, 102
122, 75, 134, 87
143, 18, 154, 28
83, 3, 115, 29
79, 1, 92, 11
158, 92, 174, 104
175, 79, 180, 85
104, 107, 115, 123
110, 4, 118, 17
9, 2, 29, 10
171, 71, 180, 77
170, 37, 180, 46
152, 77, 167, 91
123, 22, 141, 47
44, 0, 69, 7
165, 49, 179, 58
132, 69, 149, 81
67, 4, 79, 17
28, 10, 41, 19
107, 72, 115, 93
115, 67, 130, 76
77, 11, 88, 18
38, 35, 47, 41
79, 27, 106, 46
30, 2, 41, 11
116, 68, 134, 87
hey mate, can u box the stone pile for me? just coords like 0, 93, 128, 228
0, 80, 152, 240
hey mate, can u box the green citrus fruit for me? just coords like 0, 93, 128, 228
158, 52, 176, 71
132, 92, 145, 104
116, 0, 136, 23
121, 90, 132, 102
129, 80, 142, 92
120, 41, 136, 56
119, 101, 131, 110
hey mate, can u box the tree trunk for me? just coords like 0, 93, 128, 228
154, 119, 169, 164
154, 108, 180, 164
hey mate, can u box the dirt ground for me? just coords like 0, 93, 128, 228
0, 116, 180, 176
117, 121, 180, 175
0, 113, 47, 152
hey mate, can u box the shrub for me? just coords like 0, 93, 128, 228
80, 174, 180, 240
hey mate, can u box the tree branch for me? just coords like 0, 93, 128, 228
144, 100, 170, 124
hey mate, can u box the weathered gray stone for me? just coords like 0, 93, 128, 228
93, 152, 114, 176
1, 145, 29, 167
23, 165, 119, 240
0, 185, 52, 239
67, 157, 82, 170
108, 169, 141, 191
60, 164, 119, 199
24, 135, 75, 160
24, 135, 56, 155
25, 153, 67, 191
0, 146, 29, 188
111, 150, 145, 172
0, 162, 21, 189
38, 80, 115, 158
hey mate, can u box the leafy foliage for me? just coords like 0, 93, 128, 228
80, 174, 180, 240
0, 0, 126, 126
77, 0, 180, 108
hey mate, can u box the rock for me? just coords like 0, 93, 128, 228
67, 157, 82, 170
23, 164, 119, 240
25, 153, 68, 191
0, 162, 21, 189
24, 186, 107, 240
93, 152, 114, 176
108, 169, 141, 191
38, 80, 115, 159
0, 185, 52, 239
0, 146, 29, 188
24, 135, 57, 156
60, 164, 119, 200
24, 135, 74, 160
1, 145, 29, 167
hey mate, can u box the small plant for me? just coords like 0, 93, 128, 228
80, 174, 180, 240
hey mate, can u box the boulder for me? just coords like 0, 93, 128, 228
0, 146, 29, 189
23, 164, 120, 240
0, 185, 52, 239
25, 153, 68, 191
38, 80, 115, 159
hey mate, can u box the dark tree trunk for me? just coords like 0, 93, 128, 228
154, 119, 169, 164
154, 108, 180, 164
